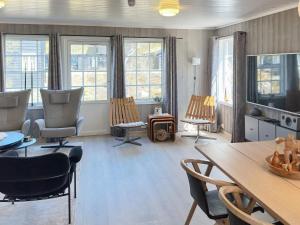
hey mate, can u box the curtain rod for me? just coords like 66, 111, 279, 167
3, 33, 183, 39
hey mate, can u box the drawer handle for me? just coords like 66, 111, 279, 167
250, 128, 254, 131
265, 134, 269, 137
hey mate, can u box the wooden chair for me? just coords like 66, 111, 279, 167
181, 95, 216, 143
110, 97, 146, 147
218, 186, 283, 225
180, 159, 235, 225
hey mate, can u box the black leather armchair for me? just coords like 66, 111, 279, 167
0, 146, 82, 224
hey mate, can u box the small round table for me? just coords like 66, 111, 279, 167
16, 138, 37, 157
0, 132, 24, 150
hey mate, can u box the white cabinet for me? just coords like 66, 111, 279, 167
245, 116, 259, 141
259, 120, 276, 141
245, 115, 300, 141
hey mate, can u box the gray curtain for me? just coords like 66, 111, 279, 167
0, 33, 4, 92
111, 35, 125, 136
247, 56, 257, 103
163, 36, 178, 126
48, 33, 62, 90
231, 31, 247, 143
111, 35, 125, 98
208, 36, 219, 132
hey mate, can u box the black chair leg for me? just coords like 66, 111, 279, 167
68, 179, 71, 224
74, 169, 77, 199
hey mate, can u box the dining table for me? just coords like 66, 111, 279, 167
195, 141, 300, 225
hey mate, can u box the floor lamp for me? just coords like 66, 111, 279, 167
192, 57, 201, 94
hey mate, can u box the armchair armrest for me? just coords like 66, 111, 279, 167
34, 119, 45, 137
69, 146, 83, 164
21, 119, 31, 136
76, 117, 84, 135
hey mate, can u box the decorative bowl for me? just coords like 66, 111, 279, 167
265, 154, 300, 179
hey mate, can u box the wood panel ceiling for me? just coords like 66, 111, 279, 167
0, 0, 297, 29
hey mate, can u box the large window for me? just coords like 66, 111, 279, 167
4, 35, 49, 105
124, 38, 163, 102
217, 36, 233, 105
62, 37, 110, 102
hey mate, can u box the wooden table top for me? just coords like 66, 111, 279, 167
195, 141, 300, 225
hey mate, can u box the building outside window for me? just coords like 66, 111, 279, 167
4, 35, 49, 105
62, 36, 111, 102
217, 36, 233, 105
124, 38, 164, 102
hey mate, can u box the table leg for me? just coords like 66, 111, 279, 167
25, 147, 27, 157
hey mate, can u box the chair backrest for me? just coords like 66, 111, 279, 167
185, 95, 215, 121
218, 186, 272, 225
40, 88, 83, 128
0, 153, 70, 198
181, 159, 234, 216
110, 97, 141, 126
0, 90, 31, 132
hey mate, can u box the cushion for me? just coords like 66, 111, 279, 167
40, 127, 76, 138
50, 93, 70, 104
0, 96, 18, 109
181, 118, 212, 125
115, 121, 145, 128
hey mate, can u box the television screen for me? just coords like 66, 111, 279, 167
247, 54, 300, 114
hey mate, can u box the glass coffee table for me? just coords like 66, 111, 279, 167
16, 138, 37, 157
0, 132, 36, 157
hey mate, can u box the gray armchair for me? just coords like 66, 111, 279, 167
35, 88, 84, 150
0, 90, 31, 136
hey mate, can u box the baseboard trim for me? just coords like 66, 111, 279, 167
79, 130, 110, 136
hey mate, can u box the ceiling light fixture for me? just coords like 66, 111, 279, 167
0, 0, 5, 8
159, 0, 180, 17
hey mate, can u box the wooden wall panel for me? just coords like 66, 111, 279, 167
218, 103, 233, 134
216, 8, 300, 55
216, 8, 300, 127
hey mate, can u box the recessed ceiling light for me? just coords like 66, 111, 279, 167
0, 0, 5, 8
159, 0, 180, 17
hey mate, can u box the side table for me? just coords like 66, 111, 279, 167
147, 113, 176, 142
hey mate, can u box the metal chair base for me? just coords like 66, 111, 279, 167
113, 137, 142, 147
181, 124, 216, 143
41, 140, 76, 152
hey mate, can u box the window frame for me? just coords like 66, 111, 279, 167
217, 35, 234, 106
3, 34, 49, 107
124, 37, 165, 104
61, 36, 111, 104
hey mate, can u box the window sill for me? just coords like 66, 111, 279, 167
136, 101, 159, 105
82, 100, 110, 105
218, 101, 233, 107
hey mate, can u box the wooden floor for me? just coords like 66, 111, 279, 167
73, 131, 231, 225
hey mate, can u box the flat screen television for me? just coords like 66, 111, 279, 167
247, 54, 300, 114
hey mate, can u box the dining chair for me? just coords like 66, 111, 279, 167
218, 186, 283, 225
181, 159, 235, 225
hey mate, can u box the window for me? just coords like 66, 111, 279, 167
4, 35, 49, 105
257, 55, 282, 95
62, 37, 110, 102
217, 36, 233, 105
124, 38, 163, 102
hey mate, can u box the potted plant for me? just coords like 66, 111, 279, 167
153, 97, 163, 115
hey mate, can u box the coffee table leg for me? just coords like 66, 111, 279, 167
25, 147, 27, 157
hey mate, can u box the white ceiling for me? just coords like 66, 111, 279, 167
0, 0, 298, 29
